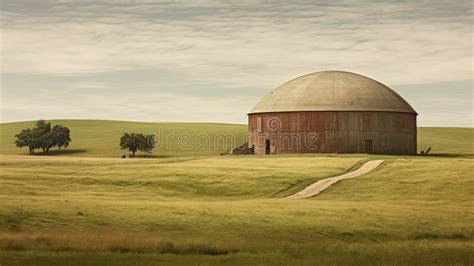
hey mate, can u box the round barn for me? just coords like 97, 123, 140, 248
247, 70, 417, 155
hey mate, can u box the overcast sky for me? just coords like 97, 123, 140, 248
1, 0, 472, 126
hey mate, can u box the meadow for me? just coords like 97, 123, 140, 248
0, 120, 473, 265
0, 120, 247, 158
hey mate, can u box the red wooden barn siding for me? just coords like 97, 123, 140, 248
248, 111, 416, 155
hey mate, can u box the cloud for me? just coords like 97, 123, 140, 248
1, 0, 472, 86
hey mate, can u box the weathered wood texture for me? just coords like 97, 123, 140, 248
248, 111, 417, 155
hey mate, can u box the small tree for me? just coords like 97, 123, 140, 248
120, 133, 156, 157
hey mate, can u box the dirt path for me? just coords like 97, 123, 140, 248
287, 160, 384, 199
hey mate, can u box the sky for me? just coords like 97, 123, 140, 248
0, 0, 472, 126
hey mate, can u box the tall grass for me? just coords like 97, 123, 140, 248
0, 155, 472, 264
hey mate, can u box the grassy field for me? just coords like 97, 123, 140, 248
0, 155, 472, 265
0, 121, 473, 265
418, 127, 474, 155
0, 120, 247, 157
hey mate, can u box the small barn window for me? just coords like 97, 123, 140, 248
364, 140, 373, 153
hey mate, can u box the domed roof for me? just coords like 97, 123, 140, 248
249, 70, 417, 114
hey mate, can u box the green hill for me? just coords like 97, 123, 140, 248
0, 120, 472, 157
418, 127, 474, 155
0, 120, 247, 157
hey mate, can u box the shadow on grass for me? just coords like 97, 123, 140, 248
410, 232, 469, 240
133, 154, 172, 159
109, 242, 237, 255
33, 149, 88, 156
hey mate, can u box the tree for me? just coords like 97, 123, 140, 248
120, 133, 156, 157
120, 133, 140, 157
52, 125, 71, 149
36, 120, 54, 154
15, 128, 36, 155
141, 134, 156, 153
14, 120, 72, 155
